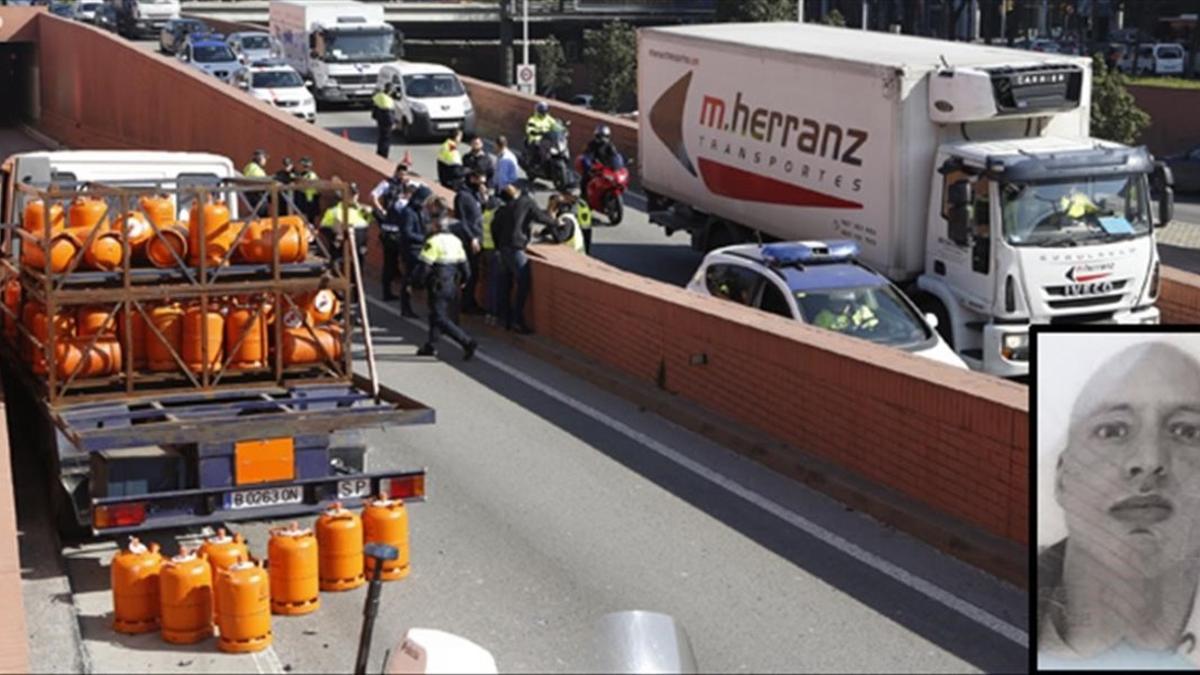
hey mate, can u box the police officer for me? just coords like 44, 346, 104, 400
414, 197, 478, 361
274, 157, 297, 211
371, 84, 397, 159
436, 128, 463, 190
378, 182, 414, 301
555, 190, 593, 254
319, 182, 372, 265
397, 185, 434, 318
524, 101, 557, 165
543, 193, 585, 254
296, 157, 320, 225
813, 296, 878, 333
243, 149, 270, 216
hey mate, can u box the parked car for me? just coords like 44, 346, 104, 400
72, 1, 102, 22
570, 94, 594, 109
226, 31, 279, 65
47, 2, 74, 18
1166, 145, 1200, 193
159, 17, 207, 55
177, 37, 240, 84
686, 241, 968, 369
235, 59, 317, 123
92, 3, 118, 32
1122, 43, 1187, 76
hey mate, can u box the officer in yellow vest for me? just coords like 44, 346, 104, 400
319, 181, 372, 265
414, 197, 477, 361
296, 156, 320, 225
243, 149, 270, 216
574, 197, 593, 254
436, 128, 464, 189
371, 84, 397, 158
813, 296, 879, 333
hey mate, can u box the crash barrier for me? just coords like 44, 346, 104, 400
1159, 266, 1200, 324
525, 245, 1029, 548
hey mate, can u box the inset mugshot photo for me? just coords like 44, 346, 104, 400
1038, 331, 1200, 670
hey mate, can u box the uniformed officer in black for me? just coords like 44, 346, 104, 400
414, 197, 477, 361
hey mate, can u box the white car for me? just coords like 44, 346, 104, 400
1122, 43, 1187, 75
72, 1, 102, 22
686, 241, 969, 369
236, 60, 317, 123
227, 31, 279, 65
376, 62, 476, 140
177, 36, 241, 84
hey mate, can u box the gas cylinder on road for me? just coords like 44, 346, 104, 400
362, 494, 410, 581
267, 522, 320, 615
200, 528, 249, 620
215, 556, 272, 653
316, 502, 365, 591
111, 537, 163, 634
158, 547, 213, 644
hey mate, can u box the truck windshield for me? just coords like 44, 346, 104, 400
1000, 174, 1150, 247
794, 285, 931, 348
403, 74, 464, 98
323, 30, 395, 63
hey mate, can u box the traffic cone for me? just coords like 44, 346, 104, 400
402, 150, 412, 167
342, 129, 350, 140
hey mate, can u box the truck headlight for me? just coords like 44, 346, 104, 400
1001, 333, 1029, 362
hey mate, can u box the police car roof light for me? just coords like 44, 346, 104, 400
761, 240, 860, 267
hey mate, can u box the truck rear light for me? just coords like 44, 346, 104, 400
380, 475, 425, 500
93, 502, 147, 529
1004, 275, 1015, 313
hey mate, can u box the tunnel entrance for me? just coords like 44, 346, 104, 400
0, 43, 35, 125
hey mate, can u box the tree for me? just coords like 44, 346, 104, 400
1090, 55, 1150, 146
822, 8, 847, 26
715, 0, 797, 22
535, 34, 571, 97
583, 21, 637, 113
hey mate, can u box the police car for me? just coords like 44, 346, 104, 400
686, 240, 968, 369
235, 59, 317, 123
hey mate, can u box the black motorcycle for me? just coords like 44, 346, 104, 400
521, 124, 575, 192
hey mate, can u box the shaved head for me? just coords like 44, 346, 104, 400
1069, 342, 1200, 430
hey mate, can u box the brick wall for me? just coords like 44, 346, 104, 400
526, 245, 1029, 546
1129, 84, 1200, 157
1160, 265, 1200, 324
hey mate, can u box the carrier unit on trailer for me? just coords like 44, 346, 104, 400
0, 150, 432, 535
639, 23, 1174, 377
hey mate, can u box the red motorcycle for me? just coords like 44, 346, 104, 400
575, 157, 630, 225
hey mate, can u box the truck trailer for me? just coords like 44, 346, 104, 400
270, 0, 403, 106
638, 23, 1173, 377
0, 150, 432, 535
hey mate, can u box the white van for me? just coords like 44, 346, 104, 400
1124, 43, 1186, 75
376, 62, 476, 141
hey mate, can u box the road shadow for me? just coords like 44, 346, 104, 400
1159, 243, 1200, 274
77, 611, 223, 656
588, 242, 702, 287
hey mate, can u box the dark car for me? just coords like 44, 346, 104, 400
48, 2, 74, 18
1167, 145, 1200, 194
92, 4, 118, 33
159, 18, 208, 56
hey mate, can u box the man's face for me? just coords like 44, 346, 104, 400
471, 138, 483, 153
1058, 344, 1200, 576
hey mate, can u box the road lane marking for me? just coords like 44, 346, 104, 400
366, 296, 1028, 647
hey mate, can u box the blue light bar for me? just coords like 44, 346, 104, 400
761, 240, 860, 266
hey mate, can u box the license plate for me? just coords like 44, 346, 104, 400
224, 485, 303, 510
436, 121, 460, 130
337, 478, 371, 500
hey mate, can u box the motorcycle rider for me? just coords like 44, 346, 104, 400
580, 124, 623, 201
524, 101, 560, 173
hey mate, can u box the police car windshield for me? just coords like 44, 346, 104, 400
1001, 174, 1151, 247
241, 35, 272, 50
794, 285, 931, 347
402, 74, 465, 98
252, 71, 304, 88
193, 44, 235, 63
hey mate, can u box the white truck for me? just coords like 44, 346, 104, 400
269, 0, 402, 106
638, 23, 1174, 378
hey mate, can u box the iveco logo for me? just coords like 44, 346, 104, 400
1064, 281, 1115, 297
1066, 262, 1116, 283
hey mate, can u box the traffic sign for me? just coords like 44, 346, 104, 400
516, 63, 537, 95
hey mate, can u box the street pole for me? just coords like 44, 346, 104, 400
1000, 0, 1006, 44
863, 0, 868, 29
522, 0, 529, 67
798, 0, 804, 22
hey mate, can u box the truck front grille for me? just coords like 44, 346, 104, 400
334, 74, 374, 86
1047, 295, 1126, 310
1049, 311, 1116, 325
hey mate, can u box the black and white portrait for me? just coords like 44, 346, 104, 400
1039, 333, 1200, 670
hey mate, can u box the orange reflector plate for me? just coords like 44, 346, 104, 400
235, 437, 295, 485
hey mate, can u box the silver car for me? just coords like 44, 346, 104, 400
227, 31, 278, 65
178, 37, 241, 84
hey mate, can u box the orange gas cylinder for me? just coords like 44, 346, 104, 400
139, 195, 176, 229
267, 522, 320, 615
225, 301, 269, 370
281, 324, 342, 366
78, 306, 116, 336
200, 528, 249, 621
23, 199, 65, 234
238, 216, 309, 263
55, 337, 122, 380
146, 225, 189, 268
147, 303, 184, 372
114, 211, 154, 257
296, 289, 339, 325
182, 302, 225, 373
188, 200, 234, 267
68, 196, 111, 233
22, 229, 81, 274
158, 547, 213, 644
24, 304, 75, 375
3, 279, 20, 341
118, 307, 148, 369
82, 230, 124, 271
362, 494, 410, 581
111, 538, 163, 634
215, 557, 272, 653
316, 502, 365, 591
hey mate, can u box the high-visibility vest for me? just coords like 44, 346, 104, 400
525, 114, 555, 140
437, 138, 461, 166
481, 209, 495, 251
243, 161, 267, 178
301, 170, 319, 201
814, 305, 879, 332
558, 215, 585, 254
372, 91, 394, 110
575, 201, 592, 230
320, 203, 370, 229
419, 232, 467, 265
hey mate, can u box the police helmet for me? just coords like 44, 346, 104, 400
595, 124, 611, 140
535, 101, 550, 115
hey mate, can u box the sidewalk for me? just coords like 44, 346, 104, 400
1157, 218, 1200, 275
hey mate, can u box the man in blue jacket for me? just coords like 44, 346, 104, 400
453, 169, 486, 315
395, 185, 433, 318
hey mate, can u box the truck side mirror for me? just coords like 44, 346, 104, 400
946, 180, 973, 247
1152, 161, 1175, 228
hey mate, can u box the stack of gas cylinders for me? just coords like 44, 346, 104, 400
109, 495, 410, 653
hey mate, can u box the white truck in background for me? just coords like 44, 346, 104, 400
111, 0, 181, 39
270, 0, 403, 107
638, 23, 1174, 378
